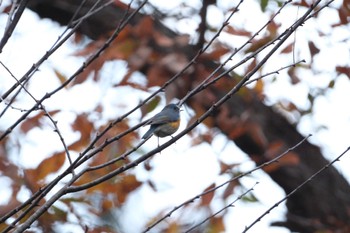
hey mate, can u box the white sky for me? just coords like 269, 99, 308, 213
0, 0, 349, 233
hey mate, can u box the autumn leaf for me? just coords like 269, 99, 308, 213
71, 114, 94, 147
280, 42, 294, 54
336, 66, 350, 79
308, 41, 320, 57
113, 174, 142, 204
204, 44, 230, 61
224, 25, 252, 37
200, 183, 216, 206
20, 110, 60, 133
140, 96, 162, 118
223, 180, 239, 199
25, 151, 66, 190
54, 69, 67, 85
208, 216, 225, 233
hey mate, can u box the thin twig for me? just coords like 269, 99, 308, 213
1, 0, 140, 227
185, 182, 259, 233
242, 146, 350, 232
179, 0, 292, 106
143, 134, 311, 232
5, 1, 150, 231
0, 0, 29, 53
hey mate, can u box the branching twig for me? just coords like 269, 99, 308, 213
68, 0, 245, 171
0, 0, 106, 111
1, 0, 146, 229
67, 0, 321, 194
143, 134, 311, 232
185, 182, 259, 233
0, 0, 29, 52
179, 0, 292, 106
2, 0, 332, 232
242, 146, 350, 232
244, 59, 305, 86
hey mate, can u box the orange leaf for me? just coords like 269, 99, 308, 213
224, 25, 252, 37
164, 222, 180, 233
54, 69, 67, 85
20, 110, 60, 133
72, 114, 94, 146
25, 151, 66, 189
209, 216, 225, 233
254, 79, 264, 98
114, 174, 142, 203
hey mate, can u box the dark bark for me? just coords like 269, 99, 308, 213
25, 0, 350, 232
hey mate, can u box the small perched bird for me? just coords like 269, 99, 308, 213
142, 104, 180, 139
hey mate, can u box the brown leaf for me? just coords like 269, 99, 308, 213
204, 44, 230, 61
164, 222, 180, 233
147, 65, 170, 87
223, 179, 239, 199
160, 53, 189, 74
209, 216, 225, 233
224, 25, 252, 37
254, 79, 265, 100
54, 69, 67, 85
308, 41, 320, 57
25, 151, 66, 189
281, 43, 294, 54
246, 36, 273, 53
264, 140, 285, 159
128, 46, 152, 69
219, 161, 240, 175
338, 7, 350, 25
154, 31, 174, 47
191, 133, 214, 146
200, 183, 216, 206
288, 67, 301, 84
263, 151, 300, 173
114, 174, 142, 203
336, 66, 350, 79
133, 16, 154, 38
72, 114, 94, 146
107, 37, 139, 60
267, 19, 280, 37
20, 110, 60, 133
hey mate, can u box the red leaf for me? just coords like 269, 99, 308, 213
336, 66, 350, 79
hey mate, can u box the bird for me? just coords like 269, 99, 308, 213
142, 103, 180, 139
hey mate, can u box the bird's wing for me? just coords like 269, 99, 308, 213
146, 114, 170, 125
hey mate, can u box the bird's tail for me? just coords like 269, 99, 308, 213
142, 127, 154, 139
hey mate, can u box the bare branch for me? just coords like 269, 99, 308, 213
0, 0, 29, 52
185, 182, 259, 233
143, 134, 311, 232
243, 146, 350, 232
